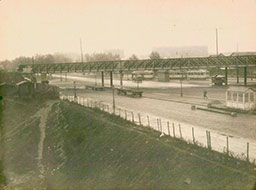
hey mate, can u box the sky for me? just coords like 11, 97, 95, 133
0, 0, 256, 61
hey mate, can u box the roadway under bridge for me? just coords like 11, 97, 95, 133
21, 55, 256, 86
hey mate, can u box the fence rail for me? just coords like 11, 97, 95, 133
60, 95, 256, 163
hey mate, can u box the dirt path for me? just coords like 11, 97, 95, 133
34, 101, 55, 180
4, 101, 56, 189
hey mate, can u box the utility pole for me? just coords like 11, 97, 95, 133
112, 85, 115, 114
73, 81, 77, 99
80, 38, 84, 63
216, 28, 219, 56
180, 78, 183, 97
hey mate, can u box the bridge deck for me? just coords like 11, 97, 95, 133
20, 55, 256, 73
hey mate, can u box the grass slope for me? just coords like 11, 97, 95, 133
42, 101, 256, 190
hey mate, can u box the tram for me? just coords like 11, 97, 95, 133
169, 69, 210, 80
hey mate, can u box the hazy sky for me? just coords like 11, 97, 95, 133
0, 0, 256, 61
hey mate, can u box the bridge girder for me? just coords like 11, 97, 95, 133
21, 55, 256, 74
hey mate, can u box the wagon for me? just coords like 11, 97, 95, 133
116, 88, 143, 98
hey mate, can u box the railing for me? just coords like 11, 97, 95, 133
60, 94, 256, 164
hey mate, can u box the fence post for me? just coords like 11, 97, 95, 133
157, 119, 160, 131
226, 136, 229, 155
247, 142, 250, 162
192, 127, 195, 144
206, 131, 209, 148
132, 112, 134, 123
206, 131, 211, 150
159, 119, 162, 132
125, 110, 127, 120
172, 123, 175, 138
209, 131, 211, 149
179, 124, 182, 139
147, 115, 150, 127
167, 122, 170, 136
138, 113, 141, 125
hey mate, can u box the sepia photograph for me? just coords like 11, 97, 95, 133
0, 0, 256, 189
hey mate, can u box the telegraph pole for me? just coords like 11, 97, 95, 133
80, 38, 84, 63
112, 85, 115, 114
216, 28, 219, 56
180, 78, 183, 97
73, 81, 77, 100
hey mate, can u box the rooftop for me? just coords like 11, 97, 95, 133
227, 86, 256, 92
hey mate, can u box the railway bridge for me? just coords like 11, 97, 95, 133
20, 55, 256, 86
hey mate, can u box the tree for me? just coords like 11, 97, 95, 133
129, 54, 138, 60
85, 53, 121, 62
149, 51, 161, 60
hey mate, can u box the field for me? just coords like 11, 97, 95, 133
1, 98, 256, 189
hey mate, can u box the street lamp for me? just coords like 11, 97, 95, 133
112, 85, 115, 114
73, 81, 77, 100
180, 72, 183, 97
180, 78, 183, 97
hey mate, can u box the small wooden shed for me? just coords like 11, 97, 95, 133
16, 81, 35, 98
226, 86, 256, 110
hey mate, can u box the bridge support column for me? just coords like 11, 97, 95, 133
41, 73, 47, 81
225, 67, 228, 86
244, 67, 247, 86
48, 73, 53, 80
157, 71, 169, 82
236, 67, 239, 84
101, 71, 104, 87
120, 71, 123, 88
110, 71, 113, 87
65, 72, 67, 82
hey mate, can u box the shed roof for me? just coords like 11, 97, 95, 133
227, 86, 256, 92
16, 80, 33, 86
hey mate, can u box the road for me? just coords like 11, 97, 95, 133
49, 75, 256, 141
50, 75, 256, 161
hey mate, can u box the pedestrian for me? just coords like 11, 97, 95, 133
203, 90, 208, 99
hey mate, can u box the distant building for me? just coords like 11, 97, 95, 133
153, 46, 208, 58
230, 52, 256, 56
104, 49, 124, 58
226, 86, 256, 110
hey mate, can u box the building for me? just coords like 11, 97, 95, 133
16, 81, 35, 98
152, 46, 208, 58
226, 86, 256, 110
230, 52, 256, 56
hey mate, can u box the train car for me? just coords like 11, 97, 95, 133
169, 70, 187, 79
169, 69, 209, 80
186, 69, 210, 80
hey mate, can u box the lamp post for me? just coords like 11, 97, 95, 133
73, 81, 77, 100
180, 72, 183, 97
112, 85, 115, 114
216, 28, 219, 56
180, 78, 183, 97
95, 72, 97, 86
